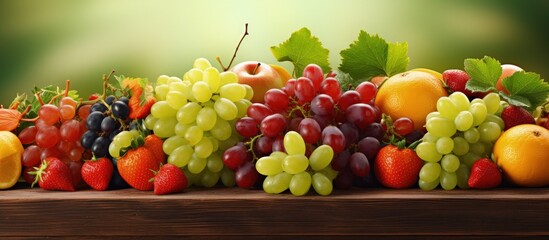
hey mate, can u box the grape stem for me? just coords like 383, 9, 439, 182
216, 23, 249, 71
245, 133, 262, 162
78, 70, 115, 106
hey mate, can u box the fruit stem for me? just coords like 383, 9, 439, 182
252, 62, 261, 75
63, 79, 70, 97
245, 133, 262, 162
47, 80, 72, 104
102, 70, 115, 99
34, 91, 45, 106
216, 23, 249, 71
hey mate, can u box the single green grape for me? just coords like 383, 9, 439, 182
220, 166, 236, 187
426, 117, 457, 137
192, 81, 213, 103
289, 172, 312, 196
209, 117, 232, 141
193, 58, 212, 70
154, 84, 169, 101
456, 164, 470, 189
162, 136, 187, 155
478, 122, 502, 143
213, 97, 238, 121
463, 128, 480, 143
282, 154, 309, 174
419, 162, 442, 183
419, 179, 439, 191
166, 91, 187, 110
441, 154, 460, 173
151, 101, 177, 119
186, 68, 203, 83
196, 107, 217, 131
177, 102, 202, 124
437, 97, 459, 119
283, 131, 306, 155
168, 145, 193, 167
219, 71, 238, 86
416, 142, 442, 162
469, 102, 488, 126
483, 93, 501, 114
187, 153, 207, 174
309, 145, 334, 171
256, 156, 283, 176
219, 83, 246, 102
153, 118, 177, 138
203, 67, 221, 93
436, 137, 454, 155
454, 111, 474, 131
184, 125, 203, 146
108, 142, 121, 158
156, 75, 170, 85
200, 170, 220, 188
206, 152, 224, 173
449, 92, 470, 111
312, 172, 333, 196
452, 136, 470, 156
440, 171, 458, 190
194, 137, 214, 159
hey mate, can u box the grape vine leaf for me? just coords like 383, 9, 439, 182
339, 31, 409, 81
465, 56, 549, 111
464, 56, 501, 93
270, 27, 330, 77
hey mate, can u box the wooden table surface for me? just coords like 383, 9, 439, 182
1, 186, 549, 239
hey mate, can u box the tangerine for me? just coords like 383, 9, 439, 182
493, 124, 549, 187
375, 70, 448, 130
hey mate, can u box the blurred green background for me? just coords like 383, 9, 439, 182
1, 0, 548, 105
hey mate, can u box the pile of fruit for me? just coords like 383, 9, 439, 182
1, 27, 549, 195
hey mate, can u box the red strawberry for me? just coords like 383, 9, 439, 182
88, 93, 101, 100
117, 147, 160, 191
143, 134, 166, 165
468, 158, 502, 189
121, 77, 156, 119
443, 69, 472, 95
153, 164, 188, 195
442, 69, 488, 98
81, 157, 114, 191
30, 157, 75, 191
374, 145, 423, 188
501, 105, 535, 130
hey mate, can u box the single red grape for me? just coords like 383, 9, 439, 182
298, 118, 321, 144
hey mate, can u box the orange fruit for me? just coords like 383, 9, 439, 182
374, 70, 448, 130
410, 68, 443, 82
0, 131, 24, 189
493, 124, 549, 187
269, 64, 292, 85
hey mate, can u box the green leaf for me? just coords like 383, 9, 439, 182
339, 31, 409, 81
270, 27, 330, 77
386, 42, 409, 77
464, 56, 501, 93
502, 71, 549, 111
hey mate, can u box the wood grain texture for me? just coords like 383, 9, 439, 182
1, 187, 549, 238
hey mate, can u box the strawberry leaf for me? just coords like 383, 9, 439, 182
270, 27, 330, 77
464, 56, 501, 93
501, 71, 549, 111
339, 31, 409, 81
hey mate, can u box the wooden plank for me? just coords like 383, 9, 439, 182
1, 187, 549, 238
